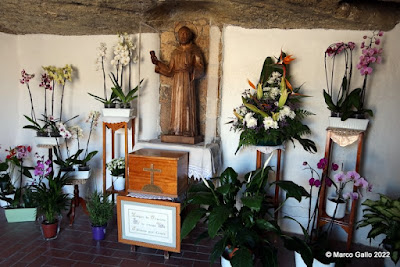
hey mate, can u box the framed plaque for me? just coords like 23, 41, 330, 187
117, 196, 181, 252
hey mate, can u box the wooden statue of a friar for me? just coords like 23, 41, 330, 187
150, 26, 205, 144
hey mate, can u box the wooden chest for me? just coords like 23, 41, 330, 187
128, 149, 188, 198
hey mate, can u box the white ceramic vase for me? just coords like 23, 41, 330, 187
325, 198, 346, 219
113, 176, 125, 191
294, 251, 335, 267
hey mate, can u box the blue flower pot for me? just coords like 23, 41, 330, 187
92, 225, 107, 240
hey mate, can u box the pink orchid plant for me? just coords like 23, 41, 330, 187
330, 170, 372, 201
323, 30, 384, 120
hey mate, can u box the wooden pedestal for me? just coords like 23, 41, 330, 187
161, 134, 203, 145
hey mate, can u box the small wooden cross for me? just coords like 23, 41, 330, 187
143, 164, 162, 185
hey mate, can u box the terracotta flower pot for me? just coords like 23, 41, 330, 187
41, 220, 59, 239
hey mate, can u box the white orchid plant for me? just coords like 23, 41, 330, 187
89, 33, 140, 107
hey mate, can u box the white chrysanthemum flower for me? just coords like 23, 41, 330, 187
271, 71, 281, 79
263, 117, 279, 130
288, 111, 296, 119
267, 77, 275, 84
110, 59, 117, 66
244, 112, 254, 122
247, 117, 258, 128
114, 55, 121, 61
269, 87, 280, 99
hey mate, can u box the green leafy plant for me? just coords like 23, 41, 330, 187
357, 194, 400, 264
228, 51, 316, 154
86, 191, 114, 227
23, 115, 49, 134
53, 148, 83, 170
181, 158, 310, 267
33, 173, 70, 224
109, 73, 142, 106
88, 91, 118, 106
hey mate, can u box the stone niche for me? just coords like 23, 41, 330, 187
158, 20, 210, 137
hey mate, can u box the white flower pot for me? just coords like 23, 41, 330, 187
102, 108, 134, 118
295, 251, 335, 267
221, 256, 232, 267
113, 176, 125, 191
325, 198, 346, 219
328, 117, 369, 131
61, 169, 91, 180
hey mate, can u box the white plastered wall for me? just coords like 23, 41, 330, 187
220, 24, 400, 246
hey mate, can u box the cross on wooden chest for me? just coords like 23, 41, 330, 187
128, 149, 189, 198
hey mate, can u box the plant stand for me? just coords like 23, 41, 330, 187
102, 117, 135, 201
316, 127, 365, 251
66, 179, 89, 226
256, 146, 283, 221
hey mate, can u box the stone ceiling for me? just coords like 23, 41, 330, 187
1, 0, 400, 35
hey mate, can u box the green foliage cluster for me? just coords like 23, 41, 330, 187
181, 165, 309, 267
86, 191, 114, 227
358, 194, 400, 264
33, 174, 70, 224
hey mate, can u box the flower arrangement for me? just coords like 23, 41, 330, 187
106, 158, 125, 177
89, 33, 140, 107
229, 51, 317, 153
323, 31, 383, 120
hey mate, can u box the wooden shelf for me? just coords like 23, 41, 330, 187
316, 128, 364, 251
102, 118, 135, 201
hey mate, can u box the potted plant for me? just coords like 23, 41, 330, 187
89, 34, 141, 118
281, 158, 360, 267
0, 145, 38, 222
106, 158, 125, 191
325, 169, 371, 219
323, 31, 384, 129
86, 190, 114, 240
67, 111, 100, 177
228, 51, 316, 154
181, 156, 310, 267
357, 194, 400, 266
33, 172, 70, 240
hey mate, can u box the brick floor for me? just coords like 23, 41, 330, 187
0, 207, 387, 266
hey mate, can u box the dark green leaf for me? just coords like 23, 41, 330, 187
181, 208, 207, 240
231, 247, 253, 267
210, 236, 227, 265
208, 206, 231, 238
274, 181, 310, 202
242, 195, 263, 212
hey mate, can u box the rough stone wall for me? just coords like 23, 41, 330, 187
158, 19, 210, 136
